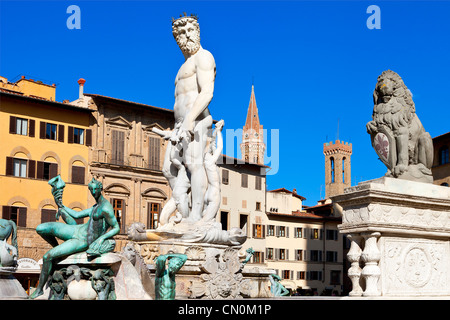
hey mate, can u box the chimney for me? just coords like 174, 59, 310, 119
77, 78, 86, 99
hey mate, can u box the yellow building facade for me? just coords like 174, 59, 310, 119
0, 76, 93, 292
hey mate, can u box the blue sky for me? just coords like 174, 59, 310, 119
1, 0, 449, 205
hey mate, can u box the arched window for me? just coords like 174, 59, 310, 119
439, 146, 449, 165
330, 157, 335, 183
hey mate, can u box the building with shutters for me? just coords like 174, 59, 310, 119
0, 75, 93, 292
75, 86, 174, 246
265, 189, 343, 295
218, 155, 268, 264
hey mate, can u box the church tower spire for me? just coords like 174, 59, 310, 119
241, 85, 265, 165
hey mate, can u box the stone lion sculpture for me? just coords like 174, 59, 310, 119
366, 70, 433, 183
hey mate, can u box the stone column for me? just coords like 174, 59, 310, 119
361, 232, 381, 296
346, 234, 363, 297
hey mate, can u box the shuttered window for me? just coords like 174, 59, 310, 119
111, 130, 125, 165
41, 208, 56, 223
148, 136, 160, 170
241, 174, 248, 188
255, 176, 262, 190
71, 166, 85, 184
2, 206, 27, 227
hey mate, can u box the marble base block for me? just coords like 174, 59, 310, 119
332, 177, 450, 297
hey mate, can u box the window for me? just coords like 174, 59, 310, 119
41, 208, 57, 223
255, 176, 262, 190
342, 157, 346, 183
222, 169, 229, 185
326, 229, 338, 241
36, 161, 57, 180
439, 146, 449, 165
220, 211, 228, 230
311, 228, 322, 239
71, 166, 85, 184
279, 249, 286, 260
294, 227, 302, 238
16, 118, 28, 135
253, 251, 264, 264
73, 128, 84, 144
282, 270, 291, 280
330, 270, 341, 285
266, 248, 274, 260
295, 249, 303, 261
241, 174, 248, 188
147, 203, 160, 229
326, 251, 338, 262
13, 159, 27, 177
267, 225, 275, 236
46, 123, 57, 140
112, 199, 126, 233
330, 157, 335, 183
308, 271, 323, 281
2, 206, 27, 227
297, 271, 305, 280
310, 250, 323, 262
68, 126, 92, 146
111, 130, 125, 165
10, 116, 34, 137
256, 202, 261, 211
276, 226, 288, 237
253, 224, 265, 239
239, 214, 248, 235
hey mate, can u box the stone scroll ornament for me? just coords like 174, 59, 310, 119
366, 70, 434, 183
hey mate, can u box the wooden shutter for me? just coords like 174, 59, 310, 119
85, 129, 92, 146
2, 206, 11, 219
58, 125, 64, 142
241, 174, 248, 188
41, 209, 56, 223
49, 163, 58, 179
5, 157, 13, 176
72, 166, 85, 184
68, 126, 74, 143
28, 160, 36, 179
29, 119, 35, 137
36, 161, 44, 179
18, 207, 27, 227
9, 116, 16, 134
111, 130, 125, 164
148, 136, 160, 170
40, 122, 46, 139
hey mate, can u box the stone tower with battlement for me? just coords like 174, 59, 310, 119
323, 140, 352, 198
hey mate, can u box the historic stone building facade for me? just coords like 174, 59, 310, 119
80, 92, 174, 245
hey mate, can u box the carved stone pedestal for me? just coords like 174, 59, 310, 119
333, 177, 450, 297
131, 240, 273, 299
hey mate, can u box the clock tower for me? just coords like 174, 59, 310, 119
240, 85, 265, 165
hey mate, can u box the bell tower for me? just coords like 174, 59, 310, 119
323, 140, 352, 198
241, 85, 265, 165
